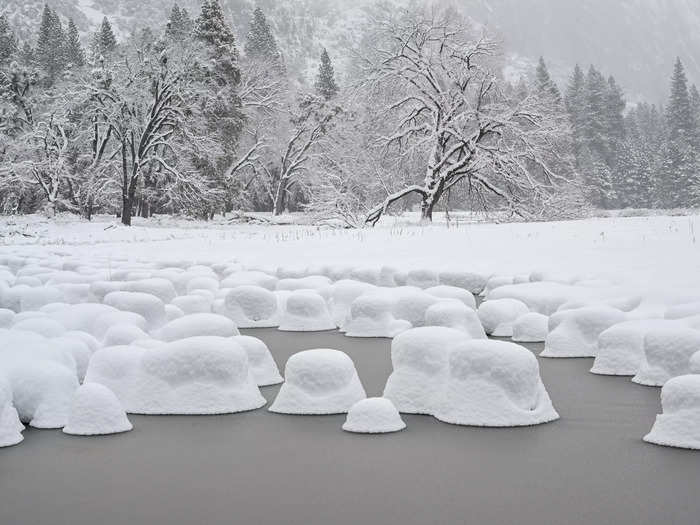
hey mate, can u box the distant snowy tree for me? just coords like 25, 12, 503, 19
315, 48, 338, 101
535, 57, 561, 105
361, 8, 570, 224
96, 17, 117, 57
64, 19, 85, 68
244, 7, 281, 64
0, 15, 17, 66
565, 64, 587, 159
165, 4, 193, 42
35, 5, 66, 83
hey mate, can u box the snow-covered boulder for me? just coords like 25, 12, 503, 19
103, 291, 167, 329
349, 267, 381, 285
665, 301, 700, 320
18, 286, 64, 311
541, 306, 625, 358
156, 313, 240, 342
269, 349, 366, 414
164, 304, 185, 321
62, 383, 133, 436
0, 309, 14, 328
223, 286, 279, 328
103, 324, 150, 347
85, 337, 266, 415
342, 398, 406, 434
512, 312, 549, 343
13, 317, 66, 338
644, 375, 700, 450
89, 281, 126, 302
392, 288, 439, 327
406, 269, 439, 289
383, 327, 466, 414
433, 340, 559, 427
221, 271, 278, 291
186, 276, 219, 295
328, 280, 376, 328
123, 278, 177, 303
590, 320, 680, 376
0, 375, 23, 447
425, 286, 477, 309
438, 270, 489, 295
343, 293, 411, 338
424, 301, 486, 339
232, 336, 282, 386
276, 276, 332, 294
92, 311, 148, 339
477, 298, 529, 337
488, 282, 592, 315
278, 290, 335, 332
170, 294, 211, 315
482, 275, 514, 297
633, 327, 700, 386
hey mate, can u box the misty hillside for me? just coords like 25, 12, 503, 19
2, 0, 700, 101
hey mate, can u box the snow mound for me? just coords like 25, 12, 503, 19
488, 282, 593, 315
438, 270, 489, 295
512, 312, 549, 343
223, 286, 279, 328
392, 288, 440, 327
221, 271, 278, 291
278, 290, 335, 332
123, 278, 177, 303
170, 294, 211, 314
425, 285, 477, 309
433, 340, 559, 427
13, 317, 66, 338
644, 375, 700, 450
85, 337, 266, 415
92, 311, 148, 339
0, 375, 23, 447
383, 327, 466, 414
665, 301, 700, 320
482, 275, 514, 297
477, 298, 529, 337
186, 276, 219, 294
164, 304, 185, 321
633, 327, 700, 386
232, 335, 282, 386
0, 309, 14, 327
269, 349, 366, 414
591, 320, 680, 376
156, 313, 240, 342
342, 398, 406, 434
328, 280, 376, 328
62, 383, 133, 436
103, 291, 166, 329
103, 323, 150, 347
424, 301, 486, 339
276, 275, 332, 293
406, 269, 439, 289
541, 306, 626, 358
343, 293, 411, 338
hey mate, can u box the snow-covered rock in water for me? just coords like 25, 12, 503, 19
13, 317, 66, 338
439, 270, 489, 295
392, 288, 439, 328
379, 266, 400, 287
665, 301, 700, 320
48, 303, 119, 334
277, 275, 332, 293
477, 299, 529, 337
328, 280, 376, 328
433, 340, 559, 427
482, 275, 514, 297
157, 313, 240, 342
343, 293, 411, 338
123, 278, 177, 303
85, 337, 266, 415
644, 375, 700, 450
590, 320, 680, 376
18, 285, 63, 311
92, 311, 148, 339
64, 330, 100, 354
14, 276, 42, 287
104, 291, 166, 329
0, 309, 14, 328
424, 301, 486, 339
512, 313, 549, 343
62, 383, 133, 436
270, 349, 366, 414
55, 283, 90, 304
278, 290, 335, 332
89, 281, 126, 302
171, 294, 211, 314
342, 398, 406, 434
221, 271, 278, 291
541, 306, 626, 358
425, 286, 477, 309
0, 375, 23, 447
232, 335, 282, 386
633, 327, 700, 386
223, 286, 279, 328
103, 324, 150, 347
164, 304, 185, 321
186, 276, 219, 294
349, 267, 381, 285
406, 269, 438, 289
52, 337, 92, 381
488, 282, 593, 315
383, 327, 466, 414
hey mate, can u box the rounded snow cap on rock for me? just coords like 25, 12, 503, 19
269, 349, 366, 415
433, 340, 559, 427
224, 286, 279, 328
425, 286, 477, 309
103, 291, 167, 329
633, 327, 700, 387
343, 398, 406, 434
156, 313, 240, 342
644, 375, 700, 450
424, 301, 486, 339
232, 335, 282, 386
541, 306, 625, 358
512, 312, 549, 343
344, 293, 411, 338
62, 383, 132, 436
477, 298, 529, 337
0, 374, 24, 447
278, 290, 335, 332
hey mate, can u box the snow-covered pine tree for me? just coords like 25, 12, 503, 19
98, 17, 117, 57
165, 4, 193, 42
315, 48, 338, 100
244, 7, 280, 62
35, 5, 66, 83
535, 57, 561, 105
581, 65, 613, 206
565, 64, 587, 160
605, 75, 626, 203
195, 0, 240, 84
0, 15, 17, 65
64, 18, 85, 68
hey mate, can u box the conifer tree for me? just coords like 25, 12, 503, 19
97, 17, 117, 57
195, 0, 240, 85
165, 4, 192, 42
244, 7, 279, 60
64, 18, 85, 68
36, 5, 66, 82
0, 15, 17, 65
535, 57, 561, 104
565, 64, 586, 159
315, 48, 338, 100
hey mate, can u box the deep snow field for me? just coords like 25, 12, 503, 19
2, 212, 700, 524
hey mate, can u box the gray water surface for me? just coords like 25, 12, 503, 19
1, 329, 699, 525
